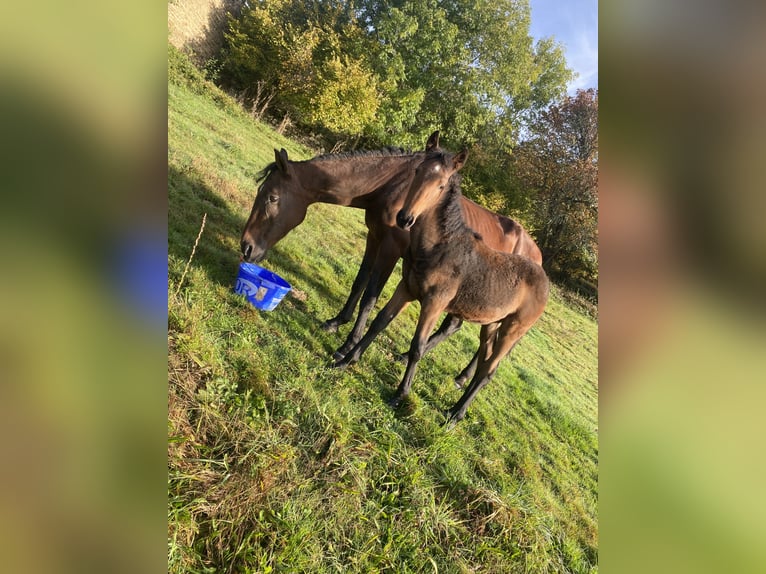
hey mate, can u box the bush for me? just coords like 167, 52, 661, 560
219, 1, 381, 139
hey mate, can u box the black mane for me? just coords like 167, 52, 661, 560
313, 146, 414, 161
255, 146, 418, 187
437, 172, 468, 237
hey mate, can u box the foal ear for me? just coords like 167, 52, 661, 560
452, 149, 468, 172
274, 148, 290, 173
425, 130, 440, 152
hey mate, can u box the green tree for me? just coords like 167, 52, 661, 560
219, 0, 381, 137
513, 89, 598, 297
356, 0, 572, 146
219, 0, 572, 149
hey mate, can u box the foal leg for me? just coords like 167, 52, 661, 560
424, 314, 463, 353
446, 320, 528, 425
389, 300, 447, 408
454, 322, 499, 388
321, 233, 376, 332
332, 280, 413, 368
454, 350, 478, 389
394, 314, 462, 362
332, 241, 400, 361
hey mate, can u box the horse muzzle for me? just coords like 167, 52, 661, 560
240, 238, 266, 263
396, 210, 415, 230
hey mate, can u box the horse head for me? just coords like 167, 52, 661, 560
240, 148, 310, 262
396, 149, 468, 230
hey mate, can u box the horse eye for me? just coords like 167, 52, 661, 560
268, 194, 279, 203
439, 185, 445, 190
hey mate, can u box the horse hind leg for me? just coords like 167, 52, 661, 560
454, 322, 498, 389
394, 313, 462, 362
424, 314, 463, 353
454, 350, 478, 389
446, 319, 527, 425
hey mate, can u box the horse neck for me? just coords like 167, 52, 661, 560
294, 153, 421, 206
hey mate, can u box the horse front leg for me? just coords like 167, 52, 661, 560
389, 299, 446, 408
321, 233, 376, 332
332, 280, 413, 369
331, 243, 400, 361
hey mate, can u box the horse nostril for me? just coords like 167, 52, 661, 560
241, 240, 253, 259
396, 210, 414, 229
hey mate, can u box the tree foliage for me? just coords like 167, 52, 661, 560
513, 89, 598, 297
218, 0, 572, 149
220, 0, 380, 137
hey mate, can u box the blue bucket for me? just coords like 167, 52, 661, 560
234, 262, 291, 311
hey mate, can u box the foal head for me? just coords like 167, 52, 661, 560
396, 149, 468, 230
240, 148, 310, 263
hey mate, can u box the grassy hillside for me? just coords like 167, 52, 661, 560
168, 46, 598, 573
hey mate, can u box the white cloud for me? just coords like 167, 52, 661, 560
529, 0, 598, 95
567, 29, 598, 94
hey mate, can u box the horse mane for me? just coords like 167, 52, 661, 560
312, 146, 414, 162
255, 146, 418, 187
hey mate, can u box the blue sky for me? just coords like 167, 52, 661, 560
529, 0, 598, 95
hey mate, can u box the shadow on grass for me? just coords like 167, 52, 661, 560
168, 164, 244, 283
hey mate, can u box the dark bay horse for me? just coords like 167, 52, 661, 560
333, 150, 549, 425
239, 133, 542, 361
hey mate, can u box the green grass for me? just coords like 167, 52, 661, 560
168, 45, 598, 573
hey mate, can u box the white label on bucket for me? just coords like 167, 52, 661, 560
235, 278, 259, 298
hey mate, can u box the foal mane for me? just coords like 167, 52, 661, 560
437, 172, 474, 238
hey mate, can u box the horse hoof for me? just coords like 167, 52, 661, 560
332, 350, 346, 363
387, 396, 403, 409
332, 359, 347, 369
443, 411, 458, 429
393, 351, 407, 362
454, 376, 467, 389
320, 319, 340, 333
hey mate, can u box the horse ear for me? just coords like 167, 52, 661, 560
425, 130, 440, 152
274, 148, 290, 173
452, 149, 468, 171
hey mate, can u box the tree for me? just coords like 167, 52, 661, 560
218, 0, 572, 150
356, 0, 572, 148
513, 89, 598, 297
219, 0, 381, 137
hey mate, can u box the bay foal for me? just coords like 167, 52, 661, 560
333, 150, 549, 424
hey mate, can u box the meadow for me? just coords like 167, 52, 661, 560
168, 45, 598, 573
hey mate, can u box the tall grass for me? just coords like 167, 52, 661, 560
168, 45, 598, 573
